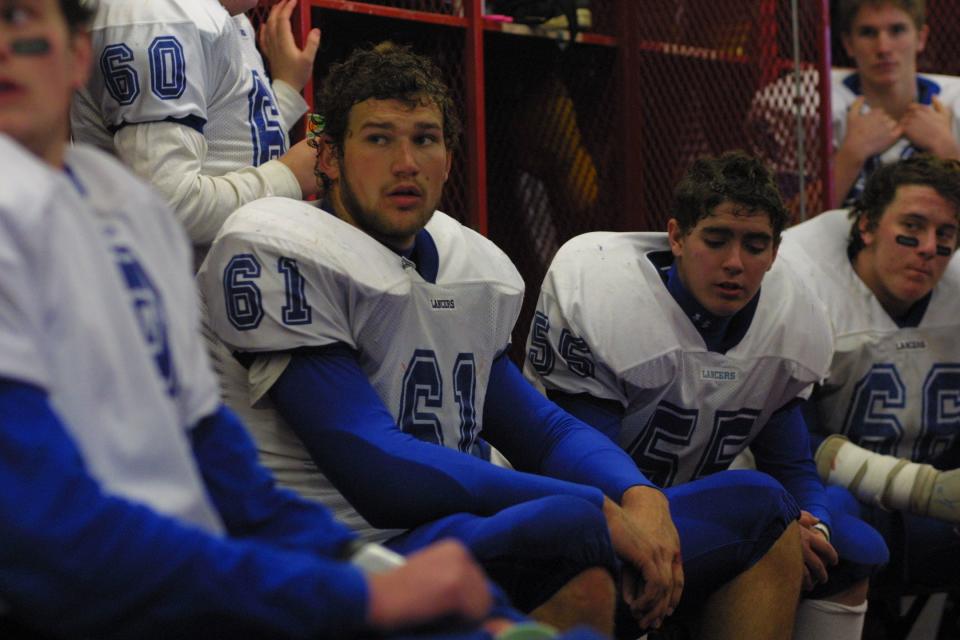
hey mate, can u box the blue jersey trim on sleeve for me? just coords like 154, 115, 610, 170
109, 114, 207, 135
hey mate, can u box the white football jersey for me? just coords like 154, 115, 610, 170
71, 0, 289, 173
832, 69, 960, 204
0, 136, 222, 533
779, 209, 960, 462
525, 232, 833, 487
199, 198, 524, 542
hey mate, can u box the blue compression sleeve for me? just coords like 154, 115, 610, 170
0, 380, 368, 639
268, 346, 604, 530
546, 390, 626, 443
483, 355, 654, 500
750, 401, 832, 528
190, 405, 355, 557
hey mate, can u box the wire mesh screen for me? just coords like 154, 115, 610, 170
629, 0, 829, 230
484, 23, 619, 359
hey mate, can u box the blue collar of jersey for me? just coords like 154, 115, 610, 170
842, 72, 940, 105
652, 253, 760, 354
893, 291, 932, 328
63, 164, 86, 195
319, 200, 440, 283
398, 228, 440, 284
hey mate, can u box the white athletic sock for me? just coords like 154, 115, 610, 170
793, 599, 867, 640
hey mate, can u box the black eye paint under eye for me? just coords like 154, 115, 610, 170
12, 37, 50, 55
896, 235, 919, 247
937, 245, 953, 256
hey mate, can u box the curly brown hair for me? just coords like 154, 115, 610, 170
316, 42, 462, 157
835, 0, 925, 35
671, 151, 789, 241
61, 0, 96, 30
847, 155, 960, 257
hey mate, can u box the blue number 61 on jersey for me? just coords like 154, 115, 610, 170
223, 254, 312, 331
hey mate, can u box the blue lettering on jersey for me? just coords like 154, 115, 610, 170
101, 44, 141, 106
627, 402, 759, 487
842, 362, 960, 461
148, 36, 187, 100
247, 70, 286, 165
398, 349, 480, 453
528, 311, 555, 376
842, 363, 906, 455
111, 245, 177, 395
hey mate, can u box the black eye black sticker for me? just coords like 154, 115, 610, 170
895, 234, 919, 247
11, 37, 50, 56
937, 245, 953, 256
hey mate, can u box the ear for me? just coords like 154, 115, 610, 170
858, 214, 876, 248
768, 241, 780, 271
842, 32, 855, 59
317, 135, 340, 181
917, 23, 930, 54
69, 31, 93, 91
443, 149, 452, 183
667, 218, 684, 258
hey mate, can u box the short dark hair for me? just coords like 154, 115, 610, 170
316, 42, 462, 156
847, 155, 960, 257
671, 151, 788, 240
835, 0, 925, 35
60, 0, 96, 30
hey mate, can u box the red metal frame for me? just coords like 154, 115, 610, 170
817, 0, 834, 210
463, 0, 487, 234
287, 0, 833, 232
303, 0, 468, 27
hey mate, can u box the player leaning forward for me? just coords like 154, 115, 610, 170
199, 43, 805, 637
782, 154, 960, 595
524, 152, 889, 640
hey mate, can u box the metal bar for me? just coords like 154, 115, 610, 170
817, 0, 835, 213
464, 0, 486, 235
304, 0, 467, 28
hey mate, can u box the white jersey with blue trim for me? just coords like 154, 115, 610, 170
0, 136, 222, 533
779, 209, 960, 462
71, 0, 290, 173
832, 69, 960, 205
199, 198, 525, 542
524, 231, 833, 488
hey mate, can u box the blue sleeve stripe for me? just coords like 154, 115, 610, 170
109, 114, 207, 135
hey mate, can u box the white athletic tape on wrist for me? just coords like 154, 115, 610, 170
826, 439, 921, 511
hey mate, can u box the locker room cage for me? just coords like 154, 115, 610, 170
247, 0, 840, 356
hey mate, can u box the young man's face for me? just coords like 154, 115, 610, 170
843, 2, 928, 89
0, 0, 90, 165
321, 96, 452, 251
855, 184, 958, 316
668, 201, 778, 317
